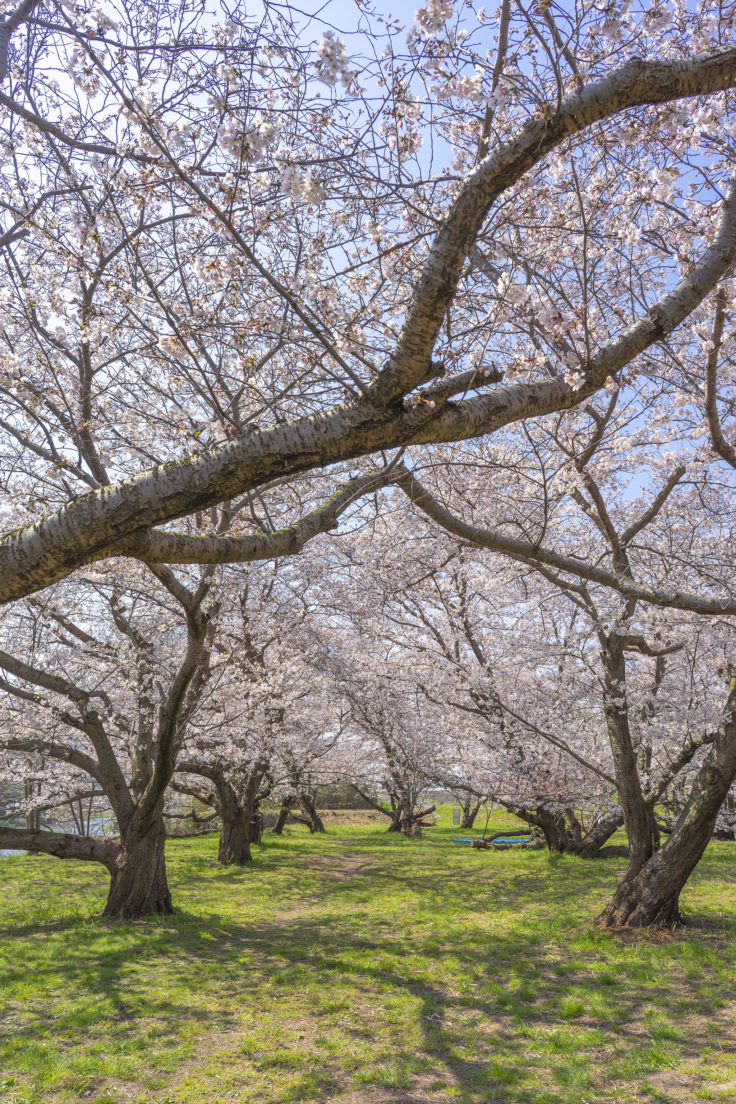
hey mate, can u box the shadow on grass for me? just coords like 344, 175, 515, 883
1, 828, 735, 1103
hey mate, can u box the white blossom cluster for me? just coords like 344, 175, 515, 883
314, 31, 355, 88
217, 115, 276, 162
414, 0, 455, 35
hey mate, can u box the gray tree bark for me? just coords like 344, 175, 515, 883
272, 796, 296, 836
599, 686, 736, 927
104, 814, 172, 919
298, 791, 326, 834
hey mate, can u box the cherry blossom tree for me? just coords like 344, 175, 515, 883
3, 0, 736, 933
172, 552, 346, 856
325, 651, 439, 838
0, 562, 222, 916
323, 509, 710, 859
390, 370, 736, 923
174, 751, 271, 864
0, 0, 734, 602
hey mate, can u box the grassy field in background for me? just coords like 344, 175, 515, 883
1, 808, 736, 1104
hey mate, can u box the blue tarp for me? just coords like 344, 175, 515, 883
451, 836, 531, 844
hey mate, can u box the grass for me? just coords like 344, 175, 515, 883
1, 808, 735, 1104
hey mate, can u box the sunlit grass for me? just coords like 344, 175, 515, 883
0, 807, 735, 1103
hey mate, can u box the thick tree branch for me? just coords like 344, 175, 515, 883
408, 170, 736, 445
397, 469, 736, 616
0, 825, 120, 868
621, 636, 683, 658
0, 0, 38, 82
349, 782, 393, 818
115, 468, 398, 566
136, 608, 208, 830
0, 645, 92, 703
367, 46, 736, 408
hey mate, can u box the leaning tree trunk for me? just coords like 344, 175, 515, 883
104, 813, 173, 920
503, 803, 573, 852
575, 808, 625, 858
272, 796, 295, 836
299, 791, 326, 833
599, 686, 736, 928
528, 806, 624, 857
536, 808, 572, 852
461, 797, 482, 829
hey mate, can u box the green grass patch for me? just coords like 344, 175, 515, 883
0, 808, 735, 1103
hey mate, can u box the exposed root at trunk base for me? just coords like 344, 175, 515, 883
217, 848, 252, 865
597, 891, 683, 931
103, 823, 174, 919
217, 823, 252, 865
103, 880, 175, 920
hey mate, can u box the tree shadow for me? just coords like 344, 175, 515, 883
2, 832, 735, 1103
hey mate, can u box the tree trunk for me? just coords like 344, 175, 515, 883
104, 815, 172, 919
599, 686, 736, 928
0, 823, 170, 922
24, 780, 41, 837
218, 807, 263, 863
386, 796, 410, 834
272, 797, 295, 835
247, 810, 264, 844
499, 800, 623, 856
461, 798, 482, 829
218, 806, 252, 864
385, 799, 435, 837
298, 791, 326, 833
602, 636, 656, 877
575, 808, 625, 858
536, 808, 571, 853
501, 803, 572, 852
216, 764, 265, 863
565, 807, 583, 846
